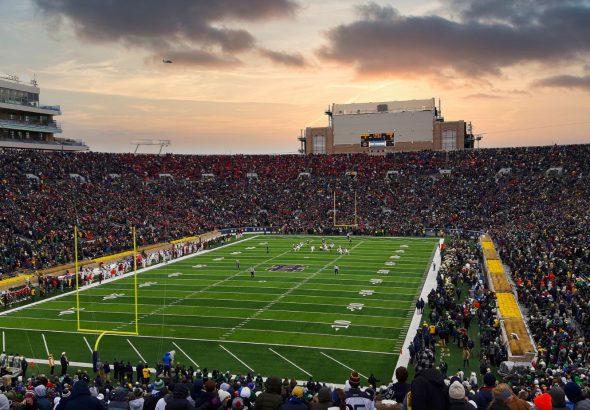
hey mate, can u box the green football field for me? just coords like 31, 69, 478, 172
0, 235, 438, 384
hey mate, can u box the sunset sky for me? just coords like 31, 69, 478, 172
2, 0, 589, 154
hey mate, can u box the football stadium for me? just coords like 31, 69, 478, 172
2, 1, 590, 410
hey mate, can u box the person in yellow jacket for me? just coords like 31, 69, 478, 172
142, 366, 150, 384
48, 353, 55, 375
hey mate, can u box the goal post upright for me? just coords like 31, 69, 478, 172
133, 225, 139, 335
333, 190, 359, 228
74, 225, 81, 331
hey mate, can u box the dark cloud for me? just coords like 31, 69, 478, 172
318, 1, 590, 78
258, 48, 306, 67
535, 75, 590, 91
33, 0, 299, 67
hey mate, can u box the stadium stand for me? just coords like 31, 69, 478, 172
1, 144, 590, 408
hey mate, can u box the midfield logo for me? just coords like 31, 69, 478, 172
268, 264, 305, 272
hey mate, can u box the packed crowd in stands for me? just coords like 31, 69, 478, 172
1, 144, 590, 409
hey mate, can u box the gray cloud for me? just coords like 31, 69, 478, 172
318, 1, 590, 78
535, 75, 590, 91
33, 0, 299, 67
258, 48, 306, 67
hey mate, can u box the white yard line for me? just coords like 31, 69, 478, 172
269, 348, 312, 377
41, 333, 50, 356
83, 336, 93, 354
320, 352, 367, 379
172, 341, 199, 368
127, 339, 147, 363
392, 239, 443, 382
219, 345, 254, 372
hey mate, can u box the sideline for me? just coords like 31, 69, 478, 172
391, 238, 443, 381
0, 235, 259, 317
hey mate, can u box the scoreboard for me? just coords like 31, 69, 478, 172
360, 132, 395, 148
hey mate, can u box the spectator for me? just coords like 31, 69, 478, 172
281, 386, 307, 410
255, 376, 284, 410
410, 368, 447, 410
448, 381, 474, 410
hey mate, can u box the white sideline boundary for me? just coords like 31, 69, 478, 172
0, 234, 260, 317
391, 238, 443, 382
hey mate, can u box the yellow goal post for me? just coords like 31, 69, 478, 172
74, 225, 139, 336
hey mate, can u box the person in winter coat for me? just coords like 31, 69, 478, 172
255, 377, 284, 410
195, 380, 220, 410
473, 373, 495, 410
130, 389, 145, 410
563, 382, 590, 410
280, 386, 307, 410
311, 388, 332, 410
166, 384, 195, 410
35, 385, 53, 410
387, 367, 411, 404
60, 380, 104, 410
410, 368, 448, 410
108, 387, 130, 410
448, 381, 475, 410
548, 386, 568, 410
144, 380, 167, 410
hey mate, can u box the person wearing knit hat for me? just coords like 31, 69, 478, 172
240, 387, 251, 399
219, 389, 231, 403
449, 381, 466, 400
548, 386, 568, 410
448, 381, 473, 410
281, 386, 307, 410
474, 373, 496, 410
34, 385, 52, 410
349, 372, 361, 388
240, 386, 253, 408
345, 373, 374, 410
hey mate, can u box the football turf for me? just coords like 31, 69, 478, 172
0, 235, 438, 383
